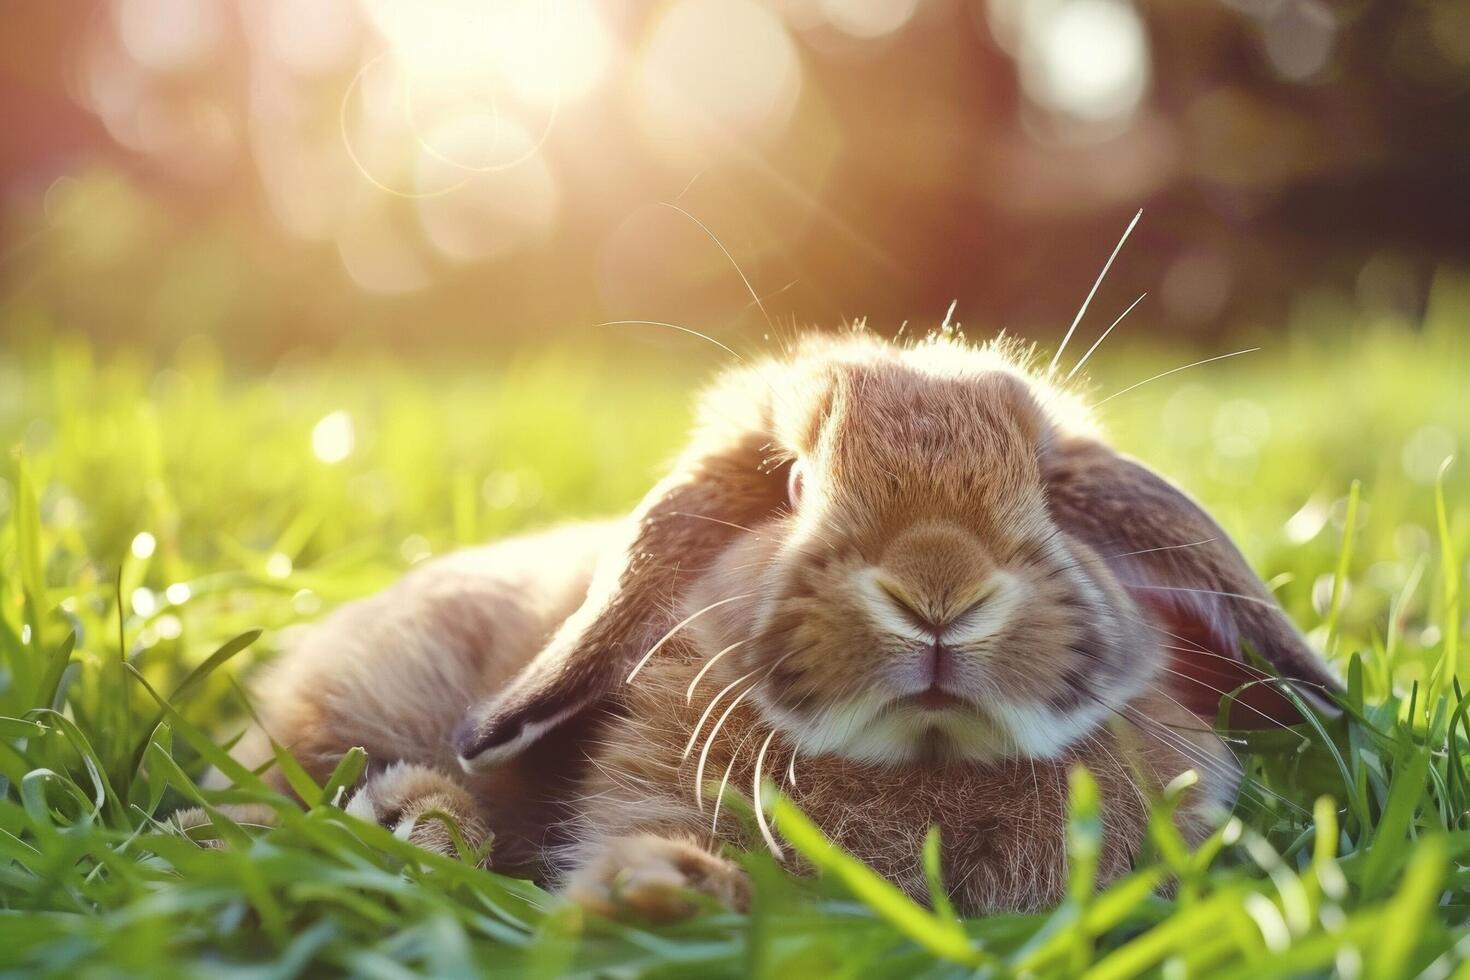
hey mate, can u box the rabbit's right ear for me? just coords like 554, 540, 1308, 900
455, 375, 784, 770
1044, 436, 1340, 727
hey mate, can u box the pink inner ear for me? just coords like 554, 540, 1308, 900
1133, 590, 1308, 730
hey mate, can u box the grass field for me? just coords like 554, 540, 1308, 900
2, 292, 1469, 976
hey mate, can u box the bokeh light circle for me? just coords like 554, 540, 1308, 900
636, 0, 802, 147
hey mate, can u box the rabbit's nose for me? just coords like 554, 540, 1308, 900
876, 578, 945, 634
875, 575, 995, 636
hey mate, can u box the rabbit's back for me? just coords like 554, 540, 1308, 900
231, 520, 619, 867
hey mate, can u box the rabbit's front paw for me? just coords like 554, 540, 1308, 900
563, 834, 749, 922
345, 762, 488, 859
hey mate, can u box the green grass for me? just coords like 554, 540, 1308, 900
2, 300, 1469, 976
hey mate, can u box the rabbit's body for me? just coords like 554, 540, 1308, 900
241, 537, 1229, 912
231, 333, 1337, 916
235, 521, 614, 870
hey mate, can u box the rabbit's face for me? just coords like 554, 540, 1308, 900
691, 344, 1158, 765
456, 331, 1333, 776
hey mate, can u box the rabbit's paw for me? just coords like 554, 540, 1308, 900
564, 834, 750, 922
345, 762, 489, 859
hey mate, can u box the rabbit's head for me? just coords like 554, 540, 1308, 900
456, 333, 1337, 771
679, 337, 1150, 764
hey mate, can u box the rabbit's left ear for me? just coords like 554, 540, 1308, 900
455, 384, 783, 770
1045, 437, 1340, 727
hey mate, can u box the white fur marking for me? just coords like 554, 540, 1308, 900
457, 706, 577, 773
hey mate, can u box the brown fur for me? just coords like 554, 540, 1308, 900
231, 333, 1336, 917
230, 522, 615, 870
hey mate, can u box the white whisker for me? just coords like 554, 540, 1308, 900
1065, 292, 1147, 381
752, 729, 784, 859
1127, 584, 1276, 608
1146, 667, 1295, 733
683, 667, 763, 760
691, 648, 801, 807
659, 201, 775, 334
1108, 538, 1219, 561
668, 512, 762, 535
1094, 349, 1260, 406
694, 682, 759, 810
599, 319, 745, 362
626, 593, 754, 682
686, 640, 747, 702
693, 678, 764, 811
1048, 208, 1143, 375
711, 730, 753, 836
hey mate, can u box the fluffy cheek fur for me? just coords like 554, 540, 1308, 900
689, 520, 1161, 766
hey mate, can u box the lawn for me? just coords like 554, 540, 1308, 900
1, 288, 1468, 977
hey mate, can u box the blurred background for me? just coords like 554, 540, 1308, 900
4, 0, 1468, 360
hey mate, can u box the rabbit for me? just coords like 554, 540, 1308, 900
233, 331, 1339, 917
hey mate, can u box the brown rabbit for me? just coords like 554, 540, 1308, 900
236, 332, 1337, 917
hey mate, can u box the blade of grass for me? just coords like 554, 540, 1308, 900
11, 448, 46, 685
770, 795, 984, 966
1431, 458, 1460, 706
124, 629, 262, 782
1366, 835, 1448, 980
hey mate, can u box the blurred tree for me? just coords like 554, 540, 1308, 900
0, 0, 1465, 360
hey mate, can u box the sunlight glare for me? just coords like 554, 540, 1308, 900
131, 531, 157, 560
364, 0, 610, 105
312, 410, 356, 463
258, 0, 361, 77
113, 0, 226, 71
818, 0, 922, 40
637, 0, 802, 147
492, 0, 612, 107
1018, 0, 1148, 125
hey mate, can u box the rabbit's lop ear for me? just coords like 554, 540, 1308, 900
1045, 437, 1340, 728
456, 381, 783, 771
